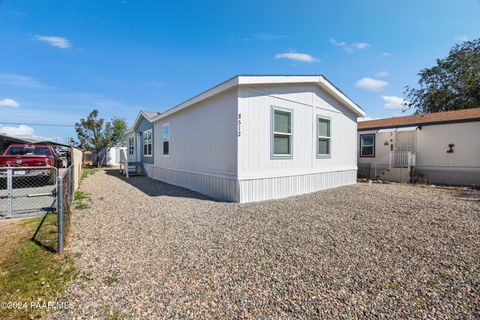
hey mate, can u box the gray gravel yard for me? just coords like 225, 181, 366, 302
53, 170, 480, 319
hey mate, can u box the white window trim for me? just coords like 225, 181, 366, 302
316, 115, 332, 159
360, 133, 375, 158
271, 106, 293, 159
143, 129, 153, 157
162, 123, 170, 157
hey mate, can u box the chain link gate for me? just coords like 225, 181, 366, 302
0, 166, 58, 218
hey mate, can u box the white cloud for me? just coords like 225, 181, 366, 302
0, 124, 34, 136
35, 35, 71, 48
0, 73, 51, 89
358, 116, 378, 122
382, 95, 408, 109
330, 38, 347, 48
353, 42, 370, 49
383, 52, 392, 57
0, 98, 20, 107
454, 35, 470, 42
275, 52, 317, 63
355, 77, 389, 91
330, 37, 370, 53
376, 71, 388, 77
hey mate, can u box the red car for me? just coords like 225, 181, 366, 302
0, 144, 61, 184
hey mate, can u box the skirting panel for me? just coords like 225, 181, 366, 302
143, 165, 240, 202
416, 168, 480, 186
144, 165, 357, 203
238, 169, 357, 203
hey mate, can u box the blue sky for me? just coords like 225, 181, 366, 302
0, 0, 479, 143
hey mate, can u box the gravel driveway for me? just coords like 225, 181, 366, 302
53, 170, 480, 319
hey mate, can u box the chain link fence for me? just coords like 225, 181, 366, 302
1, 147, 83, 253
0, 166, 58, 218
57, 165, 75, 253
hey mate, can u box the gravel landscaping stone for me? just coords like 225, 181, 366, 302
52, 170, 480, 319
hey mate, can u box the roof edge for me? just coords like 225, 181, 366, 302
128, 110, 161, 132
148, 75, 364, 122
358, 117, 480, 131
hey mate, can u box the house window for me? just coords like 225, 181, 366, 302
128, 136, 135, 155
162, 124, 170, 156
317, 117, 331, 157
143, 129, 152, 157
272, 107, 292, 157
360, 134, 375, 157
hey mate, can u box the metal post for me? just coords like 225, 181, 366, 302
57, 175, 64, 254
6, 169, 12, 217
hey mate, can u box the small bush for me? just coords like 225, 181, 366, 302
81, 168, 97, 181
388, 283, 398, 290
74, 191, 91, 210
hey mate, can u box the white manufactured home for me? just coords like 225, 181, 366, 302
125, 75, 365, 202
358, 108, 480, 186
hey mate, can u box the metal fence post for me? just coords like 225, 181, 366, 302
6, 169, 12, 217
57, 175, 64, 254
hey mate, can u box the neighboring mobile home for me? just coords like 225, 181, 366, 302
358, 108, 480, 186
125, 75, 365, 202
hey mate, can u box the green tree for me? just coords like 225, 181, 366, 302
404, 38, 480, 114
75, 110, 128, 167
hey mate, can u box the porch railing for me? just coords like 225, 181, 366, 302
392, 151, 414, 168
373, 151, 416, 178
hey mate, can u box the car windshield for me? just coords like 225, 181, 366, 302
6, 147, 51, 156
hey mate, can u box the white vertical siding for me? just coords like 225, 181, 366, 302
238, 169, 357, 203
145, 83, 360, 202
238, 84, 358, 178
153, 89, 238, 176
144, 164, 239, 201
146, 89, 239, 200
236, 84, 358, 202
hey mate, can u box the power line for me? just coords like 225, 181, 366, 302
0, 122, 75, 127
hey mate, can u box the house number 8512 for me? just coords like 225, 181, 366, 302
238, 114, 242, 137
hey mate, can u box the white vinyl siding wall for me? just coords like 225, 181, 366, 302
143, 81, 360, 203
415, 121, 480, 185
237, 84, 357, 202
145, 90, 239, 201
238, 84, 357, 178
